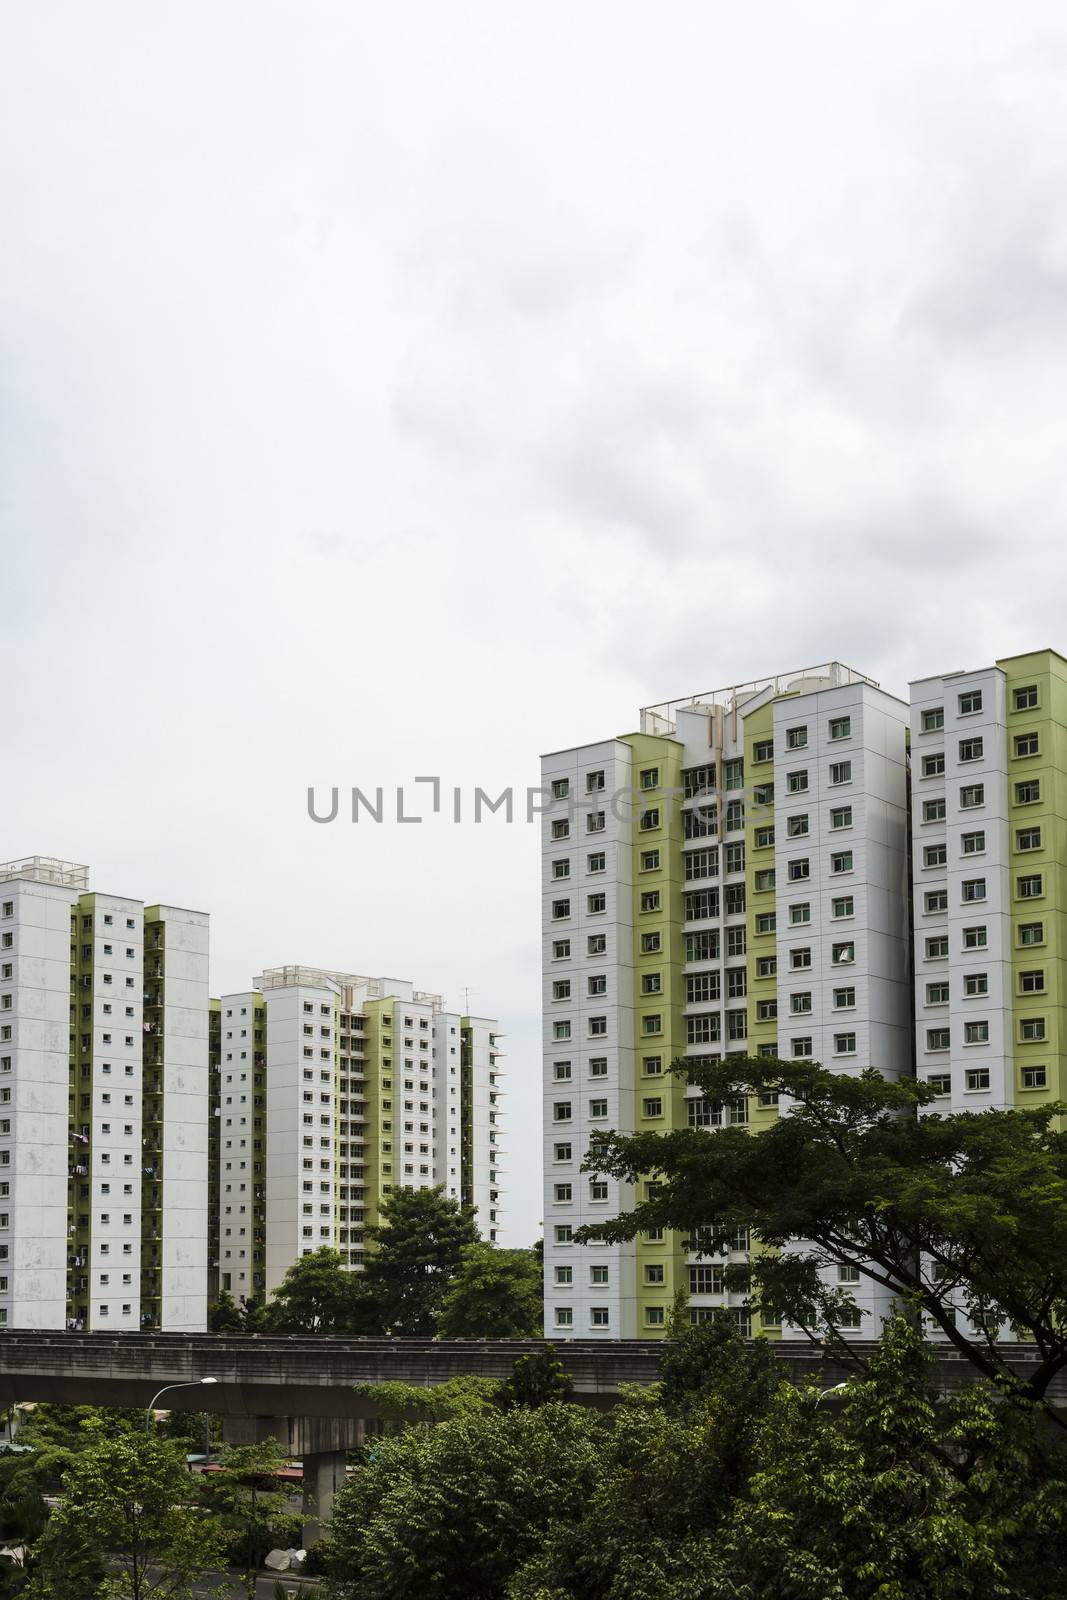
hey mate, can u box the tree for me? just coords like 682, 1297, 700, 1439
200, 1440, 293, 1588
436, 1244, 542, 1338
321, 1403, 605, 1600
496, 1344, 573, 1411
207, 1290, 245, 1333
577, 1054, 1067, 1410
266, 1248, 376, 1335
361, 1187, 479, 1336
27, 1434, 226, 1600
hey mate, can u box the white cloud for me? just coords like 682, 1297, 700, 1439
4, 1, 1067, 1243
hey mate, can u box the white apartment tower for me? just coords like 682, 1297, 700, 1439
215, 966, 503, 1302
541, 664, 911, 1340
0, 857, 209, 1331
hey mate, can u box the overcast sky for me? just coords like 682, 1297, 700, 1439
4, 2, 1067, 1247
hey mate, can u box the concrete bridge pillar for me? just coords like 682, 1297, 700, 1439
302, 1449, 349, 1548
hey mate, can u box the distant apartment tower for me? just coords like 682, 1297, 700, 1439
215, 966, 503, 1303
541, 664, 911, 1340
0, 857, 209, 1331
910, 649, 1067, 1112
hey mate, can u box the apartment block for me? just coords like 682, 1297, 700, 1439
541, 663, 911, 1340
215, 966, 503, 1303
910, 649, 1067, 1111
0, 857, 209, 1331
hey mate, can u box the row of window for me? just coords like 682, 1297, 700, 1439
926, 1065, 1049, 1093
924, 970, 1045, 1003
923, 922, 1044, 958
919, 684, 1039, 729
920, 742, 1041, 778
926, 1017, 1048, 1050
922, 875, 1045, 913
921, 826, 1043, 864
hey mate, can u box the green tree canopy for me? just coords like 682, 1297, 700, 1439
361, 1186, 479, 1336
577, 1054, 1067, 1408
436, 1243, 543, 1338
265, 1247, 376, 1335
27, 1433, 226, 1600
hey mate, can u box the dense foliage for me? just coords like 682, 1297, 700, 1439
323, 1314, 1067, 1600
577, 1055, 1067, 1407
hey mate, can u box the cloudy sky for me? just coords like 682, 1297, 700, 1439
4, 2, 1067, 1245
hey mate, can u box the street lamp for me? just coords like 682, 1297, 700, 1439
144, 1377, 219, 1432
815, 1382, 848, 1407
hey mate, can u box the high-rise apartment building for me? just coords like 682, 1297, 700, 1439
541, 664, 911, 1340
0, 857, 209, 1331
910, 649, 1067, 1112
215, 966, 503, 1303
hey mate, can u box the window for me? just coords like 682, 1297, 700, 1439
554, 1265, 573, 1284
926, 1073, 951, 1095
755, 869, 776, 893
552, 939, 571, 959
1019, 922, 1044, 947
792, 1037, 813, 1059
789, 902, 811, 925
587, 852, 606, 873
1019, 969, 1045, 994
589, 1057, 608, 1077
588, 933, 607, 955
922, 753, 945, 778
786, 813, 809, 838
553, 1102, 572, 1122
924, 890, 948, 913
588, 975, 607, 996
1016, 827, 1041, 852
555, 1307, 573, 1327
639, 808, 660, 832
587, 811, 605, 833
640, 891, 660, 913
963, 925, 987, 949
829, 761, 852, 785
587, 893, 606, 914
586, 770, 605, 792
964, 1021, 989, 1044
830, 805, 852, 830
834, 1032, 857, 1055
552, 1021, 571, 1041
922, 798, 946, 823
1013, 684, 1038, 711
921, 707, 944, 732
640, 973, 661, 995
753, 739, 774, 762
553, 1183, 572, 1203
551, 778, 570, 800
554, 1225, 573, 1244
830, 850, 853, 874
961, 831, 985, 855
589, 1098, 609, 1117
790, 992, 812, 1015
959, 690, 983, 716
926, 982, 949, 1005
645, 1307, 666, 1327
642, 1014, 662, 1036
553, 1142, 572, 1161
785, 725, 808, 749
966, 1068, 990, 1092
642, 1055, 663, 1076
926, 935, 948, 959
640, 767, 659, 790
831, 895, 854, 920
960, 784, 984, 809
788, 858, 810, 882
642, 1096, 663, 1118
787, 770, 808, 794
964, 973, 988, 996
959, 737, 983, 763
640, 849, 660, 871
689, 1264, 724, 1294
832, 942, 855, 965
927, 1028, 950, 1052
1014, 732, 1039, 758
1018, 874, 1043, 899
551, 899, 570, 921
790, 947, 812, 971
829, 716, 851, 741
1020, 1018, 1046, 1042
551, 858, 570, 880
553, 1061, 572, 1081
1022, 1066, 1047, 1089
833, 987, 856, 1009
552, 981, 571, 1001
1015, 779, 1040, 805
551, 819, 570, 840
961, 879, 986, 903
589, 1016, 607, 1036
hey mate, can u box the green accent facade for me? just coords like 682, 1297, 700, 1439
999, 650, 1067, 1106
141, 912, 166, 1327
620, 733, 687, 1335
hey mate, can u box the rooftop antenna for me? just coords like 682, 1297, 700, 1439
461, 986, 474, 1014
